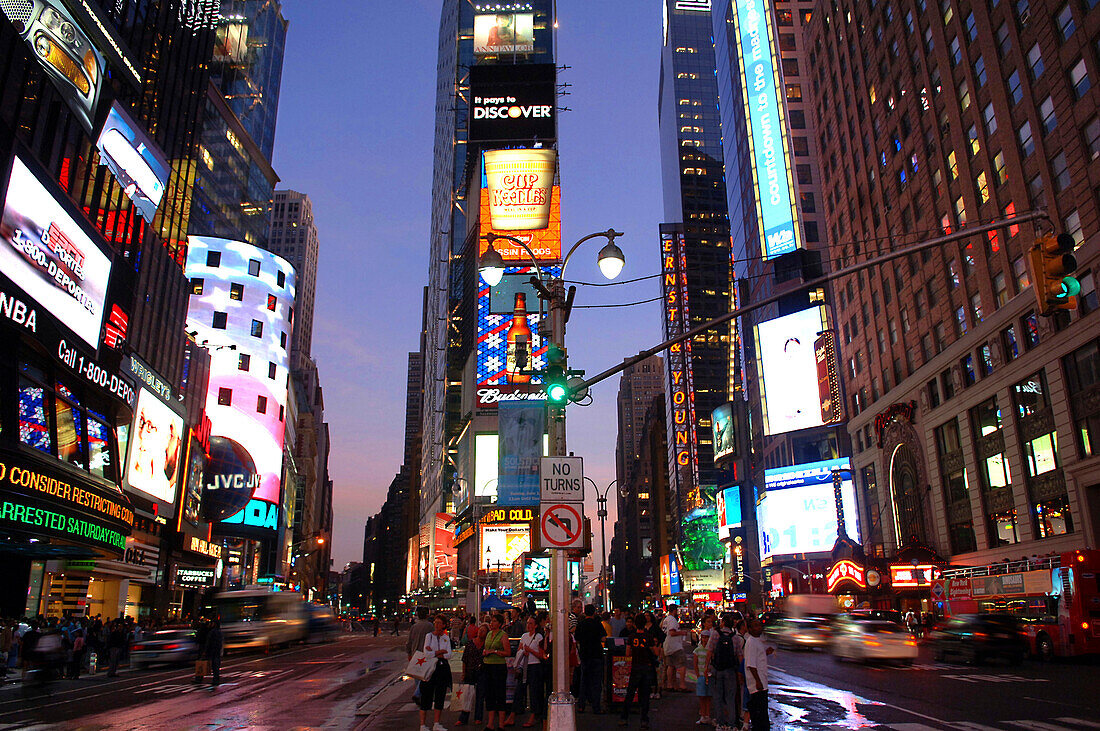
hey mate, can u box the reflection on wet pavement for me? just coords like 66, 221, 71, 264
771, 669, 883, 730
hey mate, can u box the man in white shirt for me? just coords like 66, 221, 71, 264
659, 604, 690, 692
744, 618, 772, 731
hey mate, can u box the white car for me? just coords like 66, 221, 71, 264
830, 618, 918, 664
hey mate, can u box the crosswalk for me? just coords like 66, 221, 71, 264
888, 717, 1100, 731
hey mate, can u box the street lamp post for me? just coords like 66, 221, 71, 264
480, 228, 624, 731
584, 478, 619, 612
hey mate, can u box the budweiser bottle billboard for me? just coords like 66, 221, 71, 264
483, 148, 556, 230
506, 292, 532, 384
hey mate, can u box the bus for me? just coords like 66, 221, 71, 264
206, 587, 308, 652
942, 550, 1100, 660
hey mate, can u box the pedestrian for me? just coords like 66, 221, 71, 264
609, 608, 626, 638
708, 613, 743, 731
660, 604, 690, 692
407, 607, 434, 660
418, 615, 453, 731
695, 613, 716, 725
575, 604, 607, 714
482, 614, 511, 730
105, 620, 125, 677
516, 615, 547, 727
69, 629, 85, 679
373, 615, 380, 637
393, 615, 401, 636
744, 618, 772, 731
0, 619, 12, 684
619, 612, 658, 728
193, 618, 211, 683
206, 617, 224, 687
457, 623, 486, 727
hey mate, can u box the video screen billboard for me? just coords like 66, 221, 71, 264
498, 401, 544, 506
1, 154, 112, 348
469, 63, 555, 142
478, 187, 561, 263
731, 0, 802, 260
474, 432, 548, 501
483, 149, 556, 231
1, 0, 106, 134
124, 387, 184, 505
680, 484, 724, 573
96, 103, 170, 224
477, 265, 558, 388
473, 12, 535, 55
711, 402, 736, 462
717, 485, 743, 540
184, 237, 296, 535
480, 523, 530, 571
758, 458, 860, 560
755, 306, 828, 436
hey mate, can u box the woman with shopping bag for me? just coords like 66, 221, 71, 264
516, 616, 547, 727
417, 616, 454, 731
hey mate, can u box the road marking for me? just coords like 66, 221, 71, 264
890, 723, 944, 731
1056, 720, 1100, 730
949, 722, 1004, 731
1006, 722, 1083, 731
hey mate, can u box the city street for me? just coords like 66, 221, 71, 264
4, 633, 1097, 730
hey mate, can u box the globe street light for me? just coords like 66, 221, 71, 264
478, 228, 624, 731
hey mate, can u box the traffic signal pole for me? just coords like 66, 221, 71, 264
570, 209, 1051, 398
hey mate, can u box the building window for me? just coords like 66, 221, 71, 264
1007, 70, 1023, 104
1070, 58, 1091, 99
238, 353, 251, 371
1035, 496, 1073, 538
1039, 96, 1057, 135
956, 306, 968, 336
229, 283, 244, 301
941, 369, 955, 400
781, 58, 800, 76
267, 294, 277, 312
257, 395, 267, 414
976, 172, 990, 204
1023, 312, 1041, 349
1028, 173, 1046, 207
206, 251, 221, 268
248, 259, 261, 277
191, 278, 204, 296
1064, 209, 1083, 247
268, 362, 277, 380
1056, 3, 1075, 40
982, 103, 997, 135
280, 331, 288, 349
1050, 153, 1071, 193
1017, 120, 1035, 156
218, 387, 232, 406
996, 22, 1012, 56
971, 293, 984, 324
212, 311, 228, 329
962, 354, 976, 385
1063, 339, 1100, 458
251, 319, 263, 338
950, 36, 962, 65
786, 84, 803, 101
1012, 256, 1030, 291
1024, 432, 1059, 477
1027, 43, 1044, 79
989, 509, 1020, 546
277, 270, 286, 288
993, 151, 1008, 185
1003, 325, 1019, 361
928, 378, 941, 408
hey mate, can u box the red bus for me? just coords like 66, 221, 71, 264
942, 550, 1100, 660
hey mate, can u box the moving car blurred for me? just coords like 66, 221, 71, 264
930, 614, 1027, 665
130, 629, 200, 669
767, 616, 832, 650
306, 603, 339, 643
848, 608, 904, 626
830, 617, 918, 664
208, 587, 308, 652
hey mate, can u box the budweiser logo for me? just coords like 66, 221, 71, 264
476, 386, 547, 407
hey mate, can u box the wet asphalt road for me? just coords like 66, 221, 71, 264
2, 635, 1098, 730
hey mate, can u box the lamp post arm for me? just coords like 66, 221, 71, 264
486, 233, 544, 281
560, 229, 624, 279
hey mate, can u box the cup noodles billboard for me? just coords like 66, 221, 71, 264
184, 237, 296, 536
483, 149, 556, 231
473, 12, 534, 55
0, 154, 112, 348
479, 187, 561, 262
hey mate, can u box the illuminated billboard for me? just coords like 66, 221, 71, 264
814, 331, 843, 425
661, 228, 699, 520
480, 523, 530, 572
711, 402, 736, 463
1, 154, 112, 348
469, 63, 556, 142
124, 387, 184, 506
96, 102, 170, 224
659, 553, 682, 596
473, 12, 534, 55
716, 485, 742, 540
1, 0, 106, 134
483, 149, 556, 230
477, 265, 558, 388
758, 458, 860, 560
479, 187, 562, 262
680, 484, 723, 573
434, 513, 457, 583
731, 0, 802, 259
474, 432, 548, 501
184, 237, 296, 536
755, 306, 828, 436
498, 401, 544, 506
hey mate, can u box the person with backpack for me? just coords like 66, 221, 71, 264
619, 612, 658, 728
708, 613, 743, 731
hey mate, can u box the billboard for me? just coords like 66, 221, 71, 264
96, 103, 170, 224
711, 402, 736, 463
1, 0, 106, 134
483, 149, 556, 230
479, 187, 562, 263
659, 553, 682, 596
1, 154, 112, 348
434, 513, 457, 584
184, 237, 296, 536
123, 387, 184, 506
474, 432, 548, 501
474, 12, 535, 55
731, 0, 802, 259
758, 458, 860, 560
477, 265, 558, 388
814, 330, 843, 425
469, 63, 556, 142
717, 485, 743, 540
498, 401, 544, 506
755, 306, 828, 436
480, 523, 530, 571
680, 484, 723, 573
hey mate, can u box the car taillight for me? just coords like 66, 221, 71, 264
1082, 622, 1090, 631
163, 644, 179, 650
905, 640, 916, 646
131, 644, 145, 651
864, 640, 882, 647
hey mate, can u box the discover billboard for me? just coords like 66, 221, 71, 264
469, 63, 556, 142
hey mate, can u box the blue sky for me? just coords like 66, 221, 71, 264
271, 1, 672, 569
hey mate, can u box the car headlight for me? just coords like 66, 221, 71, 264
35, 35, 51, 56
40, 7, 61, 27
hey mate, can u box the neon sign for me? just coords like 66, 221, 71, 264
661, 230, 699, 516
827, 559, 867, 592
732, 0, 802, 259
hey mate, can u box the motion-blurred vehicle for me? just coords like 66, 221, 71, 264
830, 617, 918, 664
848, 608, 904, 626
208, 587, 308, 652
306, 603, 339, 642
767, 616, 832, 650
130, 629, 200, 668
930, 614, 1027, 665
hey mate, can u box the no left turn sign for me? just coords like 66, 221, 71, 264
540, 503, 584, 549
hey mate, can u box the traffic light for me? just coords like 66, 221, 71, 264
545, 343, 568, 404
1029, 233, 1080, 315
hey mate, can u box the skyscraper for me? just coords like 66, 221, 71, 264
806, 0, 1100, 563
658, 0, 733, 587
269, 189, 320, 366
616, 354, 666, 508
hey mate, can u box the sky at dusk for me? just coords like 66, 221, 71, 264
270, 1, 673, 570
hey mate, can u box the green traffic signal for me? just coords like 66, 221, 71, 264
1060, 275, 1082, 298
545, 343, 568, 403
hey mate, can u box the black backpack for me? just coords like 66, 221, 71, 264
713, 628, 736, 671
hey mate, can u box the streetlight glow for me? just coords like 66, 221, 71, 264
479, 243, 506, 286
596, 240, 626, 279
